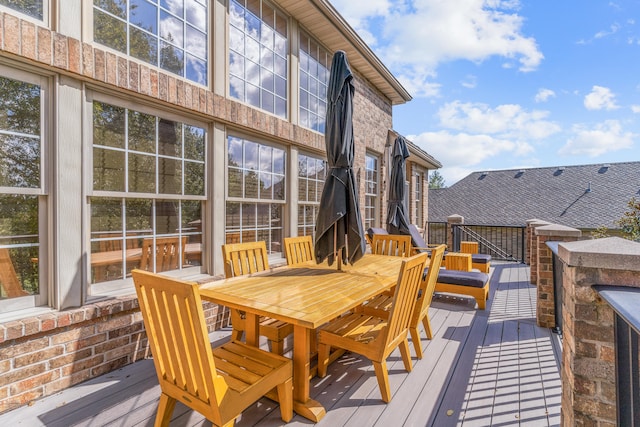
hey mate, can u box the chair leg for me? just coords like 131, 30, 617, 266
317, 343, 331, 377
409, 326, 423, 359
154, 393, 176, 427
231, 327, 244, 342
276, 378, 294, 422
270, 339, 285, 355
422, 313, 433, 339
372, 360, 391, 403
399, 339, 413, 372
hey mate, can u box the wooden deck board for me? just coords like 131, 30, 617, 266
0, 262, 562, 427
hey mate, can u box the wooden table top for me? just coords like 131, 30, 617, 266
199, 254, 404, 329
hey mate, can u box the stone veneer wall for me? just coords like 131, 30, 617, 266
558, 237, 640, 426
0, 11, 395, 414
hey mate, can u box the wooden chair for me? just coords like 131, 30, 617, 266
460, 241, 491, 273
316, 252, 429, 403
283, 235, 314, 266
132, 270, 293, 426
443, 252, 473, 271
0, 248, 29, 298
370, 234, 413, 257
221, 241, 293, 355
139, 237, 187, 273
360, 245, 446, 359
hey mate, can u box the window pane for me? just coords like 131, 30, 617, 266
158, 157, 182, 194
94, 10, 127, 54
228, 168, 243, 197
184, 125, 205, 161
0, 195, 39, 298
0, 134, 40, 188
129, 110, 156, 153
130, 0, 157, 33
186, 0, 207, 32
93, 147, 125, 192
93, 102, 126, 149
245, 170, 258, 198
128, 152, 156, 193
155, 200, 179, 234
184, 161, 204, 195
160, 41, 184, 76
158, 119, 181, 157
91, 197, 123, 233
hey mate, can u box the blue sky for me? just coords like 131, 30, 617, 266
330, 0, 640, 186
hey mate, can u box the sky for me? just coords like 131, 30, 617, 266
329, 0, 640, 186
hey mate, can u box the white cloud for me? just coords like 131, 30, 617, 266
559, 120, 635, 157
461, 75, 477, 89
331, 0, 543, 98
584, 85, 619, 110
535, 88, 556, 103
409, 130, 532, 170
436, 101, 561, 139
631, 105, 640, 113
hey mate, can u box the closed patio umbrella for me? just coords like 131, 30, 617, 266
315, 51, 366, 267
386, 135, 411, 236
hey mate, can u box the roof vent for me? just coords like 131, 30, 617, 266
515, 169, 525, 178
598, 164, 610, 174
554, 167, 565, 176
478, 171, 488, 180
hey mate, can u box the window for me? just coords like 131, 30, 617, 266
0, 68, 47, 309
93, 0, 208, 85
414, 171, 423, 227
299, 31, 329, 133
226, 136, 285, 255
229, 0, 288, 118
91, 100, 206, 286
0, 0, 45, 22
364, 153, 379, 230
297, 153, 326, 236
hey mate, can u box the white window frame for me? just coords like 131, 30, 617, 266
298, 30, 329, 133
0, 0, 49, 26
364, 153, 380, 230
297, 152, 326, 237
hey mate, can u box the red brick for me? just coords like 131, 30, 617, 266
105, 52, 117, 85
600, 344, 615, 363
9, 370, 56, 395
20, 20, 36, 59
150, 69, 158, 97
39, 314, 57, 332
51, 324, 96, 345
96, 315, 133, 333
4, 321, 23, 340
117, 56, 127, 88
3, 14, 19, 54
53, 33, 68, 69
49, 348, 93, 369
0, 360, 9, 375
37, 26, 51, 64
0, 363, 46, 387
68, 37, 80, 73
91, 356, 128, 377
0, 337, 48, 359
68, 332, 107, 351
128, 61, 139, 92
61, 355, 103, 376
108, 322, 142, 340
82, 42, 94, 77
95, 336, 129, 354
14, 346, 64, 368
94, 49, 105, 81
0, 389, 43, 413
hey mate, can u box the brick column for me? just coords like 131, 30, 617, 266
558, 237, 640, 426
527, 219, 550, 284
447, 214, 464, 251
534, 224, 581, 328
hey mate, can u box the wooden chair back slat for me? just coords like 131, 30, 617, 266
444, 252, 472, 271
371, 234, 413, 257
283, 236, 314, 266
222, 241, 270, 278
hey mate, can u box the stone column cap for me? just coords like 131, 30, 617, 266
526, 218, 549, 225
528, 219, 551, 227
558, 237, 640, 271
447, 214, 464, 223
535, 224, 582, 237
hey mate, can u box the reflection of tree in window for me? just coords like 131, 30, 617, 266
0, 0, 44, 20
0, 76, 41, 188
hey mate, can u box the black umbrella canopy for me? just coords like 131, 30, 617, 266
314, 51, 366, 266
386, 135, 411, 236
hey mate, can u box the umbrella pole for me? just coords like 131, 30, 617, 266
334, 226, 342, 271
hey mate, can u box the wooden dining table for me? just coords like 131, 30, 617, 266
198, 254, 406, 422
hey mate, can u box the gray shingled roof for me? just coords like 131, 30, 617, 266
428, 161, 640, 229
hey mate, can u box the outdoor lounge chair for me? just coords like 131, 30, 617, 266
317, 252, 429, 402
460, 241, 491, 273
132, 270, 293, 426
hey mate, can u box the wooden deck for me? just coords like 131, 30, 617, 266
0, 262, 562, 426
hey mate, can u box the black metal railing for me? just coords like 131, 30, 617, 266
546, 241, 563, 335
593, 285, 640, 426
425, 221, 448, 247
425, 222, 526, 262
453, 224, 526, 262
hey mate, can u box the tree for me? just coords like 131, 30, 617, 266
429, 170, 446, 189
616, 197, 640, 242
